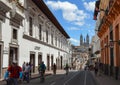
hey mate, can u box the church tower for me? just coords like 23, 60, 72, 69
86, 34, 89, 45
80, 34, 83, 45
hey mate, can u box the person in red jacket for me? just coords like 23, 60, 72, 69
4, 60, 22, 85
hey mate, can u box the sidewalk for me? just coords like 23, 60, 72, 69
90, 71, 120, 85
0, 70, 65, 85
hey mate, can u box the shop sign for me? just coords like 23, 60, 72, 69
34, 46, 40, 50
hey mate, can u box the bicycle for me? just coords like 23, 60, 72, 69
40, 70, 45, 83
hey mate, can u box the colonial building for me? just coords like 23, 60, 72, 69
94, 0, 120, 79
0, 0, 71, 80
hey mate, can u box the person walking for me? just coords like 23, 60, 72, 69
23, 62, 31, 83
53, 63, 57, 75
4, 60, 22, 85
65, 63, 69, 75
94, 62, 99, 76
22, 62, 26, 72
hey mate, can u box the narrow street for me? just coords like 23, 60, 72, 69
21, 70, 98, 85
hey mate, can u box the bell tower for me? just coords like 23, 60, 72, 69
80, 34, 83, 46
86, 34, 89, 45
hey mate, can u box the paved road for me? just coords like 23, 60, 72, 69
20, 70, 99, 85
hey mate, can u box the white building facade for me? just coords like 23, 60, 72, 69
0, 0, 71, 80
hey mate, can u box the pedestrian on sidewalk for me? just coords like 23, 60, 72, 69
23, 62, 31, 83
94, 62, 99, 76
4, 60, 23, 85
98, 62, 102, 76
65, 63, 69, 75
22, 62, 26, 72
53, 63, 57, 75
28, 62, 32, 78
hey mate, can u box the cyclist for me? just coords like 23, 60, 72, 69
38, 61, 46, 83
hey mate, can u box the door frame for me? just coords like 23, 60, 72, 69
38, 52, 42, 65
0, 42, 3, 79
47, 54, 50, 70
9, 44, 19, 65
30, 51, 35, 73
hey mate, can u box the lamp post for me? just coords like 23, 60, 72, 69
109, 40, 120, 47
109, 39, 120, 80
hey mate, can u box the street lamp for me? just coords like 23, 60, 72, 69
109, 39, 120, 47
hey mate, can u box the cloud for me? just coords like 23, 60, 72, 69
69, 38, 79, 45
46, 0, 87, 26
82, 0, 85, 1
83, 1, 95, 12
68, 27, 83, 31
74, 21, 84, 26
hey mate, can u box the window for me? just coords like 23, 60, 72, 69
13, 29, 17, 39
51, 34, 53, 45
55, 36, 57, 46
0, 21, 1, 35
39, 24, 42, 40
46, 30, 48, 43
29, 17, 33, 36
59, 39, 60, 47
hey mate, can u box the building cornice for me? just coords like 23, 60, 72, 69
31, 0, 70, 39
23, 34, 69, 54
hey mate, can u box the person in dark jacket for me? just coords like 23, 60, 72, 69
53, 63, 57, 75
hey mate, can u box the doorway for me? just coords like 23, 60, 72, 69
38, 53, 42, 65
61, 56, 63, 69
30, 53, 35, 73
0, 45, 1, 79
9, 47, 18, 65
47, 55, 50, 70
51, 55, 53, 70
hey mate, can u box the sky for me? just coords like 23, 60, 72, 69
44, 0, 96, 46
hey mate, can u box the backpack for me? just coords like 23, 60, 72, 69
39, 64, 46, 71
